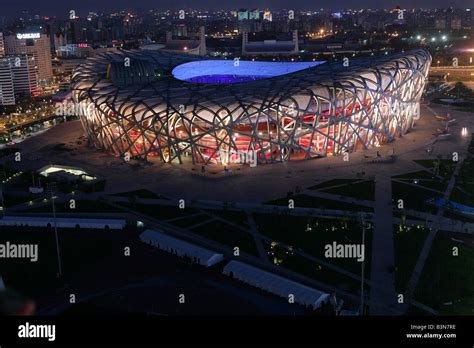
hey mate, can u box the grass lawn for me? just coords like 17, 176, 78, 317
393, 170, 437, 180
1, 171, 32, 189
266, 243, 361, 292
321, 180, 375, 201
267, 194, 373, 212
3, 194, 35, 208
407, 305, 432, 316
414, 159, 456, 179
118, 203, 198, 220
0, 228, 126, 301
190, 220, 258, 256
415, 233, 474, 315
205, 209, 250, 228
254, 213, 372, 275
392, 181, 440, 213
393, 224, 430, 293
413, 180, 447, 192
452, 154, 474, 203
110, 189, 166, 200
307, 179, 361, 191
393, 212, 425, 222
169, 213, 210, 228
61, 303, 134, 316
450, 188, 474, 207
393, 171, 447, 192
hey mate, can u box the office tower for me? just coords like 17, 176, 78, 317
0, 59, 15, 105
0, 55, 38, 105
10, 55, 38, 96
4, 33, 53, 82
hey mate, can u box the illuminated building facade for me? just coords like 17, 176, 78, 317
72, 49, 431, 165
4, 33, 53, 82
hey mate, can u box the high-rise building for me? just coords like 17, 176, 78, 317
0, 55, 38, 106
435, 18, 447, 30
0, 33, 5, 58
249, 9, 260, 20
0, 59, 15, 106
10, 55, 38, 96
53, 33, 67, 53
4, 33, 53, 83
238, 9, 249, 21
263, 10, 273, 21
451, 18, 462, 30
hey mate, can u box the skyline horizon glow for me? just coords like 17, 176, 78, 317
0, 0, 473, 18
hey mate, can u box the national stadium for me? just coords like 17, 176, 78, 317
71, 49, 431, 165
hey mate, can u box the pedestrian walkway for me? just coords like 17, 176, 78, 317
369, 175, 399, 315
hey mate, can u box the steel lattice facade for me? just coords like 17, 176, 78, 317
71, 49, 431, 165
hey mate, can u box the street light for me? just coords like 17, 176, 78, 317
359, 213, 370, 316
47, 182, 63, 277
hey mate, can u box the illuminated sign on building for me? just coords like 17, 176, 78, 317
16, 33, 41, 40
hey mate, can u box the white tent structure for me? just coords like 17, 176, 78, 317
223, 260, 330, 309
139, 229, 224, 267
0, 216, 126, 230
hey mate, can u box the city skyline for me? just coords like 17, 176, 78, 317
0, 0, 472, 343
1, 0, 473, 17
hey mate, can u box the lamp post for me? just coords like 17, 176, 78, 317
47, 182, 62, 277
359, 213, 368, 316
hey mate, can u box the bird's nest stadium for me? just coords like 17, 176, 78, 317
71, 49, 431, 166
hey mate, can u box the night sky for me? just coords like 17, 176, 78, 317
0, 0, 473, 17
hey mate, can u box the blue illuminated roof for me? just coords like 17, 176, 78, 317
172, 60, 326, 84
